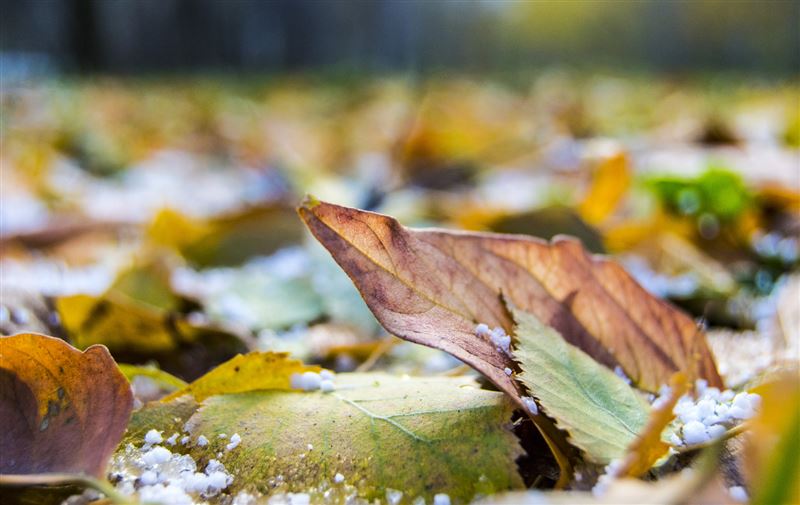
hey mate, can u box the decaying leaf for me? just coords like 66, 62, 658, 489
513, 308, 650, 464
163, 351, 320, 402
577, 152, 631, 226
0, 333, 133, 476
616, 373, 690, 477
298, 199, 722, 398
126, 374, 524, 502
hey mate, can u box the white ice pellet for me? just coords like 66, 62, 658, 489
165, 433, 178, 446
490, 327, 511, 354
614, 366, 632, 384
206, 471, 230, 491
289, 493, 311, 505
320, 379, 335, 392
226, 433, 241, 451
291, 371, 323, 391
475, 323, 490, 337
696, 399, 716, 419
333, 472, 345, 483
504, 367, 513, 376
521, 397, 539, 415
142, 446, 172, 465
144, 429, 163, 445
196, 435, 209, 447
433, 493, 451, 505
180, 436, 190, 445
682, 421, 710, 445
706, 424, 726, 439
307, 444, 313, 450
729, 486, 748, 503
218, 433, 228, 439
205, 459, 224, 474
320, 369, 335, 381
140, 470, 160, 486
386, 489, 404, 505
139, 484, 193, 505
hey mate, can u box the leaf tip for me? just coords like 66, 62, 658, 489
299, 194, 321, 211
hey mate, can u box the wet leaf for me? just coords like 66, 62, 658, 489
513, 308, 650, 464
298, 199, 722, 398
0, 333, 133, 476
163, 351, 320, 402
128, 374, 524, 502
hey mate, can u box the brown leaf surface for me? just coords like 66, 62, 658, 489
0, 333, 133, 476
298, 198, 722, 397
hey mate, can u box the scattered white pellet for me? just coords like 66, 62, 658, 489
291, 371, 323, 391
433, 493, 451, 505
180, 436, 190, 445
320, 369, 335, 381
521, 396, 538, 415
196, 435, 209, 447
206, 471, 231, 491
139, 483, 193, 505
729, 486, 748, 503
682, 421, 710, 445
165, 433, 178, 446
333, 472, 345, 484
205, 459, 224, 474
289, 493, 311, 505
475, 323, 490, 337
140, 470, 160, 486
386, 488, 404, 505
226, 433, 241, 451
504, 367, 513, 376
307, 444, 314, 451
218, 433, 228, 439
144, 429, 163, 445
142, 446, 172, 465
490, 327, 511, 354
320, 379, 335, 392
614, 366, 632, 384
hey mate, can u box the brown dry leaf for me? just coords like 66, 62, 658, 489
0, 333, 133, 476
299, 198, 722, 397
617, 373, 690, 477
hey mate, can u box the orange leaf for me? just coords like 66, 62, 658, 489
299, 198, 722, 396
618, 373, 690, 477
0, 333, 133, 477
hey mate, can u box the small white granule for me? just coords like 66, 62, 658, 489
320, 369, 335, 381
307, 444, 313, 450
289, 493, 310, 505
320, 379, 335, 392
165, 433, 178, 446
183, 472, 210, 494
504, 367, 513, 376
333, 472, 345, 484
614, 366, 632, 384
521, 396, 538, 415
475, 323, 490, 337
682, 420, 710, 445
386, 489, 404, 505
729, 486, 748, 503
139, 470, 160, 486
144, 429, 163, 445
291, 371, 322, 391
205, 459, 224, 474
180, 436, 190, 445
142, 446, 171, 465
139, 484, 193, 505
490, 327, 511, 354
433, 493, 451, 505
197, 435, 209, 447
206, 471, 231, 491
226, 433, 241, 451
218, 433, 228, 439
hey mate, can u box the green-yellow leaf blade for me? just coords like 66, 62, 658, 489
513, 309, 650, 464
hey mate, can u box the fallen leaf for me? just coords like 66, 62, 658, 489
127, 374, 525, 502
163, 351, 321, 402
617, 373, 690, 477
577, 152, 631, 226
0, 333, 133, 476
298, 199, 722, 397
513, 308, 650, 464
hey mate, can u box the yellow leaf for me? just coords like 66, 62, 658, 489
578, 153, 630, 225
162, 352, 321, 402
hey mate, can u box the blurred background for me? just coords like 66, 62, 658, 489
1, 1, 798, 389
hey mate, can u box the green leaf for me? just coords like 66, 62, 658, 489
124, 374, 524, 502
512, 308, 650, 464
